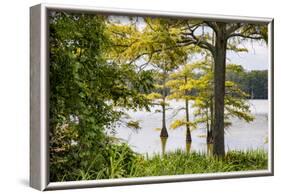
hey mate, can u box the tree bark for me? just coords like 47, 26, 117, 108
160, 97, 168, 137
212, 23, 227, 157
206, 108, 210, 141
185, 98, 192, 142
184, 76, 192, 143
160, 69, 168, 138
207, 98, 214, 144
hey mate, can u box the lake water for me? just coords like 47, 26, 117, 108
112, 100, 269, 156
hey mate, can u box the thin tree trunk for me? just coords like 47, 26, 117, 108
185, 98, 192, 142
160, 69, 168, 138
212, 23, 227, 157
160, 96, 168, 137
184, 77, 192, 143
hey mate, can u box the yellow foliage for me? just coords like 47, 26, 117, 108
170, 119, 186, 129
170, 119, 196, 130
146, 92, 162, 100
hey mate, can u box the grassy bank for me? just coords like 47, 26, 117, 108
55, 144, 267, 181
131, 149, 268, 177
88, 144, 267, 180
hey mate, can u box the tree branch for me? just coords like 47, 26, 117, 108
180, 21, 216, 54
205, 21, 218, 33
228, 33, 264, 40
226, 23, 243, 36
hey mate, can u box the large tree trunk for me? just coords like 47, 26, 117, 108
207, 98, 214, 144
212, 23, 227, 157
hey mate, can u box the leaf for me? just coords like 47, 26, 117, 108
170, 119, 186, 129
126, 120, 141, 130
146, 92, 162, 100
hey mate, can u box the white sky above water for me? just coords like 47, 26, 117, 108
227, 41, 268, 70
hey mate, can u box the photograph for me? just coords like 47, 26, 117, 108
47, 9, 271, 183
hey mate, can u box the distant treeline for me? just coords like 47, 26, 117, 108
153, 66, 268, 100
226, 68, 268, 99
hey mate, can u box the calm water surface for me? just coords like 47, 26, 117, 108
111, 100, 268, 156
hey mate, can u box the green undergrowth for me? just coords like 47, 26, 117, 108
132, 149, 267, 177
55, 143, 267, 181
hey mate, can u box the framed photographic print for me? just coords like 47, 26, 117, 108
30, 3, 274, 191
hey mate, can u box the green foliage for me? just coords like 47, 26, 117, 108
106, 17, 193, 67
49, 11, 111, 181
146, 92, 163, 100
49, 12, 155, 182
188, 60, 255, 130
166, 58, 254, 135
54, 146, 268, 181
96, 143, 139, 179
133, 150, 267, 176
166, 63, 200, 131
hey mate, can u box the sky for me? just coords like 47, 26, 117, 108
227, 41, 268, 71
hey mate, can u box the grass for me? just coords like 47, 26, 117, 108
130, 149, 268, 177
55, 143, 268, 181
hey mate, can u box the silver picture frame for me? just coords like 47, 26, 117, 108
30, 3, 274, 191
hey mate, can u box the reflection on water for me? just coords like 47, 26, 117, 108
113, 100, 269, 156
160, 138, 192, 155
160, 139, 213, 156
186, 143, 191, 154
161, 137, 168, 155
